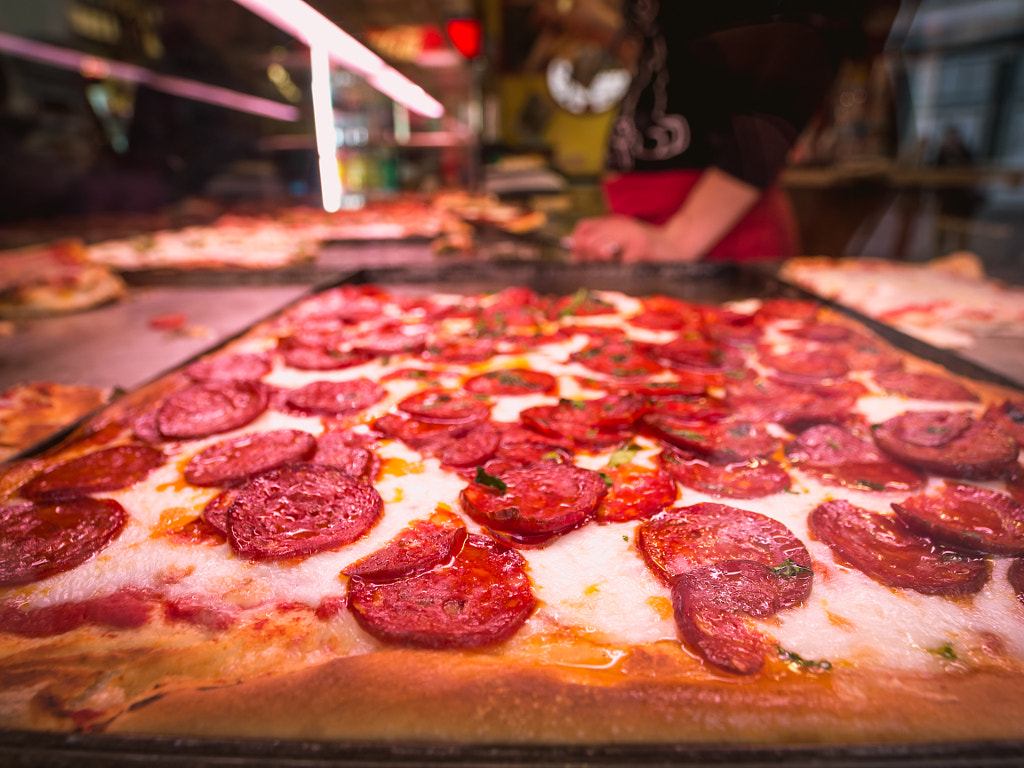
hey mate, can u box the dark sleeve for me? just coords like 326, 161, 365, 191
625, 16, 860, 188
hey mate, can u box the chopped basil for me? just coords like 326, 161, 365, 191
598, 472, 614, 488
607, 443, 642, 468
854, 479, 887, 491
558, 287, 590, 318
777, 646, 832, 673
474, 466, 507, 494
929, 643, 958, 661
770, 558, 813, 579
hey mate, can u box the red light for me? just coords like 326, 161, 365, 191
445, 17, 482, 60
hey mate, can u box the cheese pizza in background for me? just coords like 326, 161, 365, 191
780, 253, 1024, 350
0, 282, 1023, 748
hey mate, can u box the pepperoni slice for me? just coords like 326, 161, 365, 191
422, 336, 500, 364
459, 461, 607, 538
278, 340, 374, 371
185, 352, 271, 382
874, 371, 979, 402
519, 398, 641, 450
570, 337, 666, 379
312, 431, 380, 482
787, 424, 926, 492
763, 350, 849, 383
782, 322, 855, 343
830, 337, 904, 372
440, 421, 501, 469
636, 502, 812, 608
874, 411, 1019, 480
347, 533, 536, 648
893, 484, 1024, 556
19, 444, 165, 501
808, 499, 989, 595
463, 368, 557, 396
645, 338, 744, 376
595, 462, 677, 523
183, 429, 316, 487
373, 413, 473, 453
642, 412, 780, 463
397, 388, 492, 425
672, 560, 781, 676
659, 449, 791, 499
158, 380, 267, 439
227, 464, 383, 560
201, 489, 236, 535
985, 400, 1024, 447
343, 515, 468, 582
285, 378, 386, 417
352, 325, 428, 356
1010, 558, 1024, 603
754, 298, 820, 323
0, 498, 127, 586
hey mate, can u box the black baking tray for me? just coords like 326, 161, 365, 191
3, 260, 1023, 767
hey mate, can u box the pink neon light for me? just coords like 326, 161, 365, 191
232, 0, 444, 118
0, 31, 299, 122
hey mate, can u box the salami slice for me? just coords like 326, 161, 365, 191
570, 337, 666, 379
874, 411, 1019, 480
808, 499, 989, 595
185, 352, 271, 382
1010, 558, 1024, 603
658, 449, 791, 499
519, 398, 638, 450
874, 371, 979, 402
763, 350, 849, 383
463, 368, 557, 396
786, 424, 926, 493
636, 502, 812, 608
285, 379, 386, 417
19, 444, 165, 501
595, 462, 678, 523
347, 533, 536, 648
201, 488, 236, 535
893, 484, 1024, 556
782, 321, 855, 343
397, 388, 492, 425
671, 560, 781, 676
439, 421, 501, 469
645, 338, 744, 377
227, 464, 383, 560
183, 429, 316, 487
157, 380, 267, 439
373, 413, 473, 453
459, 461, 607, 538
278, 340, 374, 372
642, 412, 780, 463
985, 400, 1024, 447
312, 430, 380, 482
343, 515, 468, 582
0, 498, 127, 586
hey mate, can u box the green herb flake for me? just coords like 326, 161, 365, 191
854, 479, 887, 491
929, 643, 958, 661
473, 466, 507, 494
777, 646, 832, 673
598, 472, 615, 488
770, 558, 813, 579
607, 443, 642, 468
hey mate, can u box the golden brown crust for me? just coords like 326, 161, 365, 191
105, 647, 1024, 745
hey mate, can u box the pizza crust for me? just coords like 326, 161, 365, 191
105, 645, 1024, 746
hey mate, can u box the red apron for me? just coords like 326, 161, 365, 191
603, 169, 800, 261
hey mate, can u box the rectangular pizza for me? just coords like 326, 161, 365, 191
1, 265, 1023, 760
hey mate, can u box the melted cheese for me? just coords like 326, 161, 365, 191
10, 290, 1024, 677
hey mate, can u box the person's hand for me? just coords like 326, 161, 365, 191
569, 215, 697, 263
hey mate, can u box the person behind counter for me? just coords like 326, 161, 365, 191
568, 1, 897, 263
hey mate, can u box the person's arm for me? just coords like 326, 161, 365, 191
571, 167, 761, 262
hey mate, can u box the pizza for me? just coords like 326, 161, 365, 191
780, 253, 1024, 350
0, 241, 126, 319
0, 382, 111, 463
2, 280, 1024, 751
